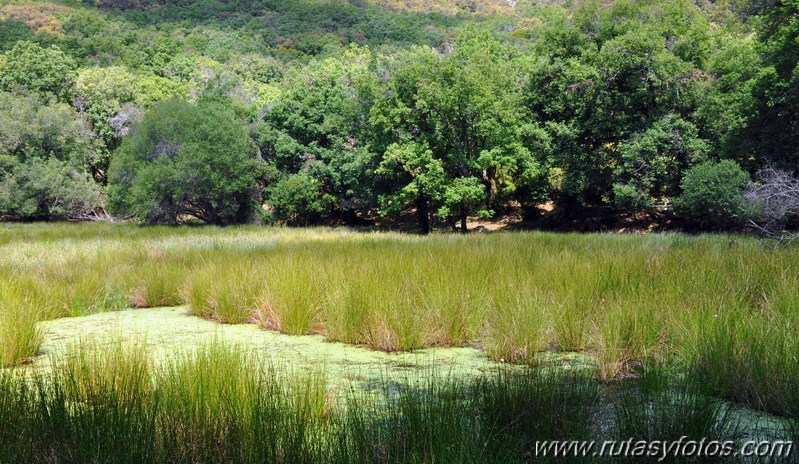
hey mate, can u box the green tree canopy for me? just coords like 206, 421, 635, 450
108, 99, 257, 224
733, 0, 799, 172
371, 30, 549, 232
0, 92, 101, 219
74, 66, 185, 182
256, 48, 378, 223
0, 41, 76, 101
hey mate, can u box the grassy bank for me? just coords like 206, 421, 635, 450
1, 223, 798, 418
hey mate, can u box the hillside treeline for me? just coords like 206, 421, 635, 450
0, 0, 796, 232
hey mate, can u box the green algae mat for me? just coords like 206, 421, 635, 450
27, 307, 594, 391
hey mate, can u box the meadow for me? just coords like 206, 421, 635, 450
1, 223, 798, 461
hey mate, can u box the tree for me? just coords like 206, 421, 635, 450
74, 66, 185, 183
375, 141, 447, 234
108, 100, 257, 225
371, 31, 548, 232
0, 155, 102, 219
525, 0, 714, 211
611, 116, 709, 212
438, 176, 488, 232
255, 48, 377, 223
694, 32, 760, 168
0, 41, 76, 101
0, 91, 102, 219
732, 0, 799, 171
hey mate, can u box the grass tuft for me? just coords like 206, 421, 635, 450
0, 283, 43, 367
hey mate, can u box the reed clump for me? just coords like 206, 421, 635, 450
0, 283, 42, 367
1, 224, 798, 417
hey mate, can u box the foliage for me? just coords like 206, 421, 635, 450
108, 100, 257, 224
0, 41, 76, 101
0, 0, 794, 230
266, 172, 332, 225
0, 92, 102, 219
674, 160, 749, 229
75, 66, 185, 181
524, 1, 717, 210
256, 49, 377, 223
375, 141, 447, 233
611, 116, 709, 211
731, 0, 799, 171
372, 31, 547, 231
0, 155, 103, 219
0, 19, 36, 52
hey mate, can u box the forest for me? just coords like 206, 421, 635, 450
1, 0, 797, 233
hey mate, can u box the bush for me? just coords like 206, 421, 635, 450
108, 100, 257, 225
0, 20, 35, 52
610, 182, 654, 213
675, 160, 749, 229
266, 172, 331, 225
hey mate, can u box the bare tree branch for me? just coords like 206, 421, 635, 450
745, 167, 799, 245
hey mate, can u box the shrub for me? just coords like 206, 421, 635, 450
0, 156, 103, 220
610, 182, 654, 213
108, 99, 257, 225
0, 19, 35, 52
265, 172, 331, 225
674, 160, 749, 229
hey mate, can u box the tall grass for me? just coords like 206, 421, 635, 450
185, 259, 262, 323
0, 283, 42, 367
612, 364, 744, 455
257, 253, 326, 335
0, 340, 612, 463
5, 341, 784, 463
0, 341, 331, 463
482, 284, 552, 363
1, 224, 798, 417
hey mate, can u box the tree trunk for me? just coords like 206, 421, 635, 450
483, 167, 498, 210
417, 195, 431, 235
460, 207, 467, 234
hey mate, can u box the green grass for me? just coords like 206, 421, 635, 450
1, 223, 798, 419
611, 364, 745, 461
3, 340, 793, 463
0, 284, 42, 367
0, 339, 603, 463
0, 341, 329, 463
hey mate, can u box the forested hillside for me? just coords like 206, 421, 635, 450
0, 0, 797, 232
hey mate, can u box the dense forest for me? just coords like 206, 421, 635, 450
0, 0, 797, 233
